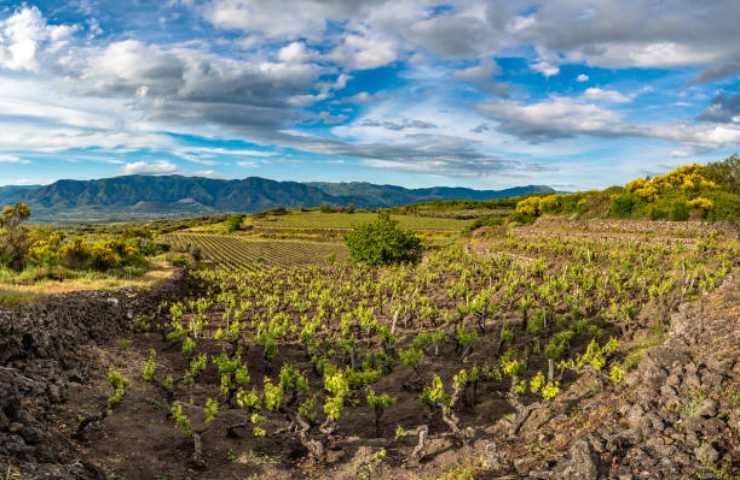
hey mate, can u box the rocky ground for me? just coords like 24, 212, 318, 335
0, 272, 189, 479
478, 272, 739, 479
0, 268, 737, 479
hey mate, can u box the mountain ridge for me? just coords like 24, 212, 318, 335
0, 175, 554, 223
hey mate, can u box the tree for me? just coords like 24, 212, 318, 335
344, 211, 422, 266
700, 154, 739, 194
225, 214, 244, 232
0, 202, 32, 271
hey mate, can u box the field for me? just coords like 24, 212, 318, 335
164, 233, 348, 270
2, 211, 739, 480
32, 218, 734, 480
251, 210, 473, 231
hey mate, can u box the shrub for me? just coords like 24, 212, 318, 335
90, 240, 123, 270
515, 197, 542, 217
687, 197, 714, 212
28, 232, 62, 268
0, 202, 32, 271
649, 206, 668, 220
344, 212, 422, 266
59, 239, 91, 270
319, 203, 337, 213
609, 193, 637, 218
466, 214, 504, 232
510, 211, 536, 224
670, 201, 689, 221
225, 214, 244, 232
700, 154, 739, 194
539, 194, 561, 213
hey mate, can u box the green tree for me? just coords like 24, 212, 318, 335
344, 211, 422, 266
701, 154, 739, 194
0, 201, 32, 271
225, 214, 244, 232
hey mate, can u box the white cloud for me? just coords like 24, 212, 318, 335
479, 96, 740, 151
329, 32, 397, 70
0, 154, 30, 164
531, 60, 559, 77
119, 160, 178, 175
581, 87, 634, 103
277, 41, 317, 63
453, 57, 508, 95
576, 73, 589, 82
0, 6, 77, 72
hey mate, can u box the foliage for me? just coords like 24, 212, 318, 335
515, 197, 542, 217
509, 160, 739, 221
610, 192, 638, 218
171, 403, 192, 436
670, 201, 690, 221
344, 211, 423, 266
142, 349, 157, 381
0, 202, 32, 271
700, 154, 739, 194
106, 367, 129, 409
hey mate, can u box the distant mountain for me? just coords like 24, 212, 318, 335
308, 181, 554, 206
0, 185, 42, 206
0, 175, 554, 223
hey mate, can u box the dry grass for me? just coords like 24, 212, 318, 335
0, 259, 176, 305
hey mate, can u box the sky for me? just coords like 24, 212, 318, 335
0, 0, 738, 190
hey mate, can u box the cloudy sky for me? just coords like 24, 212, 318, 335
0, 0, 738, 189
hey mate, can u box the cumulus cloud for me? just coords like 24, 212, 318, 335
277, 41, 318, 63
479, 96, 740, 151
2, 1, 739, 185
453, 57, 509, 95
0, 6, 78, 71
479, 97, 622, 142
698, 91, 740, 124
119, 160, 178, 175
514, 0, 740, 82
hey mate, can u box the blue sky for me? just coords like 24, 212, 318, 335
0, 0, 738, 190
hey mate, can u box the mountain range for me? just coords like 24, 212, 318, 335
0, 175, 554, 223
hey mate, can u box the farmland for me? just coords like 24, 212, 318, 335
37, 218, 737, 480
164, 233, 348, 270
1, 166, 739, 479
251, 210, 473, 231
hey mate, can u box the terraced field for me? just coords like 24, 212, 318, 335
163, 233, 348, 270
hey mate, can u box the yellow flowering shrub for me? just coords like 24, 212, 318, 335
516, 197, 542, 217
687, 197, 714, 211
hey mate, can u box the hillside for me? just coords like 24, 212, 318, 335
0, 175, 553, 223
514, 156, 740, 222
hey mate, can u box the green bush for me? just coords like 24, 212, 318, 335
670, 201, 689, 221
0, 202, 32, 271
609, 193, 637, 218
344, 212, 422, 266
649, 207, 668, 220
510, 211, 536, 224
225, 214, 244, 232
319, 204, 337, 213
701, 154, 739, 194
466, 214, 505, 232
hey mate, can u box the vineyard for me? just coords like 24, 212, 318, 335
59, 220, 740, 479
164, 233, 348, 270
252, 210, 472, 231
